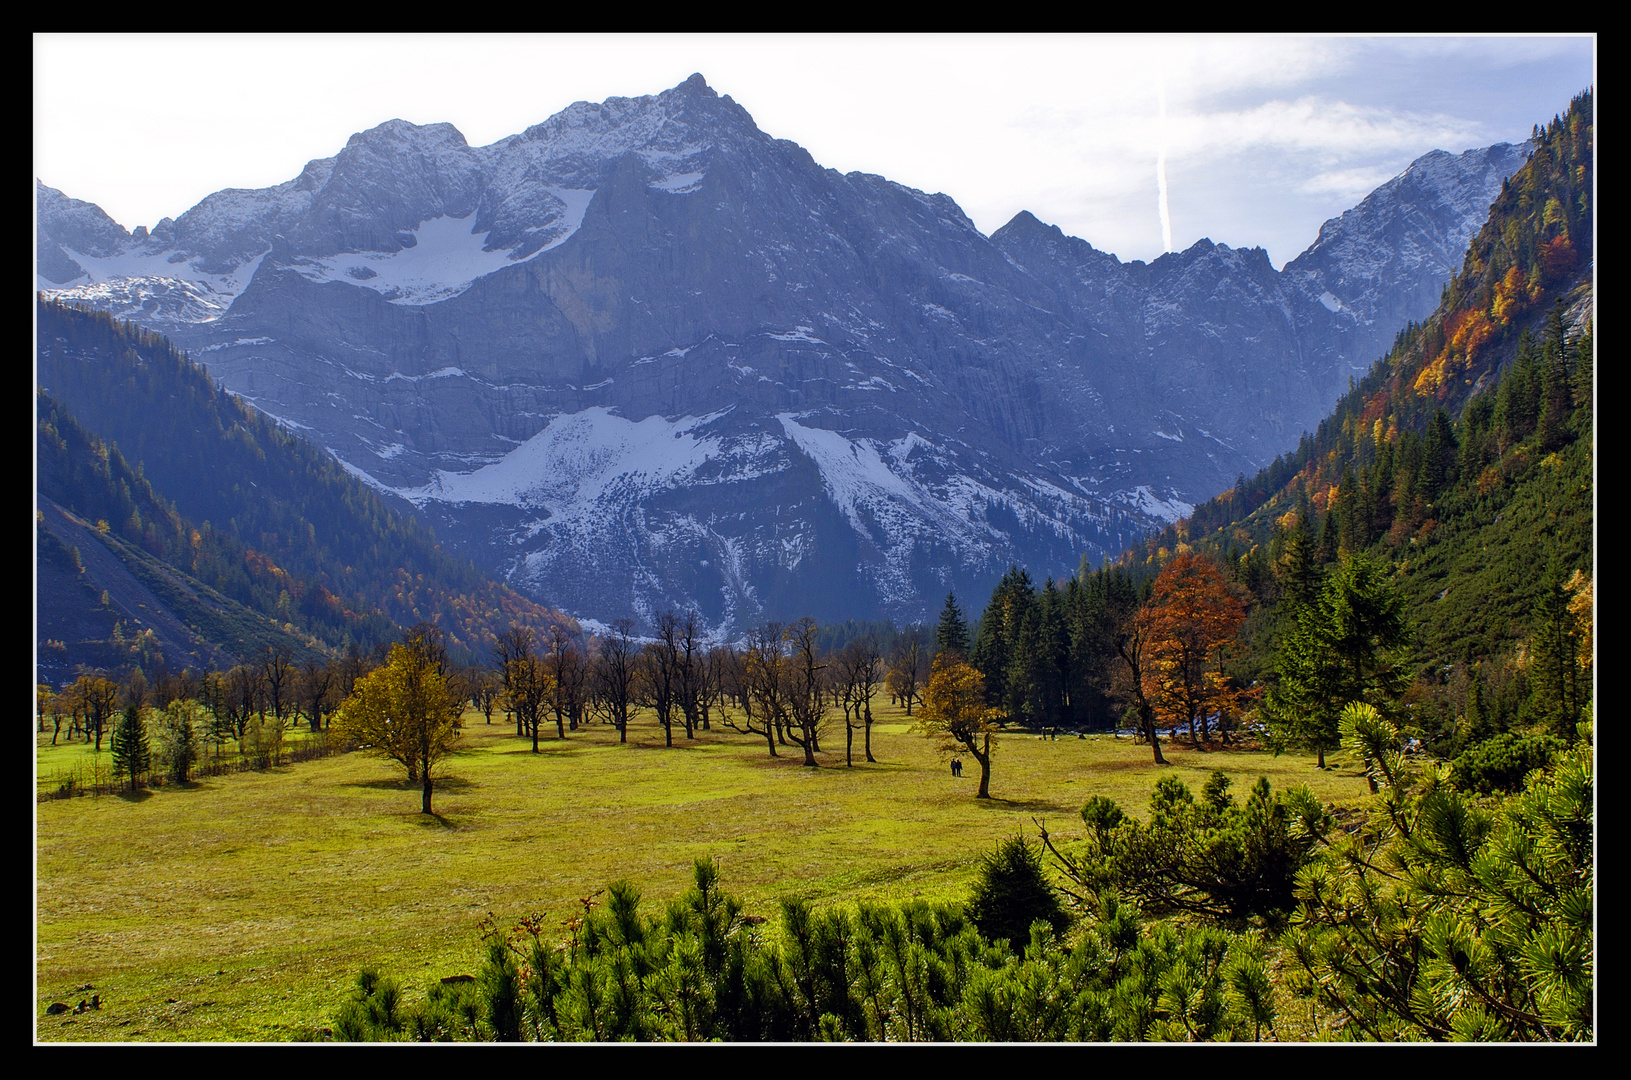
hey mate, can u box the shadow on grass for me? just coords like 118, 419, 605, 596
496, 744, 592, 759
345, 775, 478, 793
114, 788, 155, 803
974, 795, 1077, 814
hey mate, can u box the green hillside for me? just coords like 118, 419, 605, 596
1128, 91, 1594, 698
36, 301, 565, 678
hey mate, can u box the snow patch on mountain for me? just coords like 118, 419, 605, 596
770, 413, 1125, 604
774, 413, 1111, 603
286, 195, 594, 304
40, 249, 268, 324
766, 326, 827, 344
649, 171, 705, 193
397, 407, 738, 510
1115, 485, 1194, 524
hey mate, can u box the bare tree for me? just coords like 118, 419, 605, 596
545, 623, 576, 740
495, 626, 549, 752
836, 636, 884, 766
1112, 606, 1167, 766
297, 657, 336, 732
642, 616, 681, 747
225, 664, 262, 746
260, 646, 294, 728
468, 666, 500, 724
676, 611, 705, 738
783, 618, 827, 767
595, 619, 638, 743
887, 630, 929, 718
729, 624, 787, 758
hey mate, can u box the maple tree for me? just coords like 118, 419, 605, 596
335, 630, 463, 814
1141, 552, 1245, 743
917, 653, 1003, 798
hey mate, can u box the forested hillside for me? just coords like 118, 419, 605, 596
1174, 89, 1593, 558
946, 92, 1592, 756
37, 395, 347, 684
1119, 90, 1594, 736
36, 300, 566, 677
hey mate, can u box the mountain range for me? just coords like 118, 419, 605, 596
36, 73, 1530, 633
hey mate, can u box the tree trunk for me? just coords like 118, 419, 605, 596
1142, 706, 1167, 766
421, 769, 433, 815
971, 734, 992, 799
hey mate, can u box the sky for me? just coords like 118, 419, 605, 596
34, 34, 1595, 269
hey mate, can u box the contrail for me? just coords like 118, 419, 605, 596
1156, 74, 1173, 253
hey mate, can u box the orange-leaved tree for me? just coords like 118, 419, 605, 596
917, 653, 1004, 798
1143, 551, 1245, 744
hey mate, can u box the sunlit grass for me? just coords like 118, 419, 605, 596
35, 706, 1372, 1041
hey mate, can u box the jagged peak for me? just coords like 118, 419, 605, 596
993, 210, 1058, 238
344, 118, 469, 151
674, 72, 712, 95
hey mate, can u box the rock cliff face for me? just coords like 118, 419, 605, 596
37, 74, 1526, 632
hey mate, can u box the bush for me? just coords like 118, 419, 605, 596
967, 834, 1069, 950
1051, 772, 1320, 926
1449, 730, 1565, 794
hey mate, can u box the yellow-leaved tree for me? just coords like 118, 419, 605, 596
917, 653, 1004, 799
335, 631, 462, 814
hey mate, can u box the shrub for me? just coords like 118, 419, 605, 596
1449, 730, 1566, 794
1048, 771, 1320, 926
967, 834, 1069, 950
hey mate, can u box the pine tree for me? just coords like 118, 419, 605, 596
111, 704, 151, 791
1264, 553, 1408, 769
935, 592, 969, 657
1525, 564, 1586, 736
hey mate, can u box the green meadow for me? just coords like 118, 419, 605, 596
36, 709, 1370, 1041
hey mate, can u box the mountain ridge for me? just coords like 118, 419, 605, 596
37, 75, 1533, 633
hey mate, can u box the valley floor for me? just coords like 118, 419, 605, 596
36, 707, 1369, 1041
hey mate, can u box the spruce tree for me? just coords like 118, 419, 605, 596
1421, 409, 1457, 499
1278, 515, 1323, 616
1265, 553, 1407, 769
1536, 339, 1574, 453
935, 592, 969, 657
111, 704, 151, 791
1525, 565, 1585, 737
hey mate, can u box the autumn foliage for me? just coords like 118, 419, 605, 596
1140, 552, 1245, 743
335, 632, 462, 814
918, 653, 1004, 798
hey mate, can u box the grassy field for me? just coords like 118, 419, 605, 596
35, 707, 1374, 1041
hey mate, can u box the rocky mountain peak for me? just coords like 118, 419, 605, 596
36, 77, 1535, 633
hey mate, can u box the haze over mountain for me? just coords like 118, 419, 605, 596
36, 74, 1529, 633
